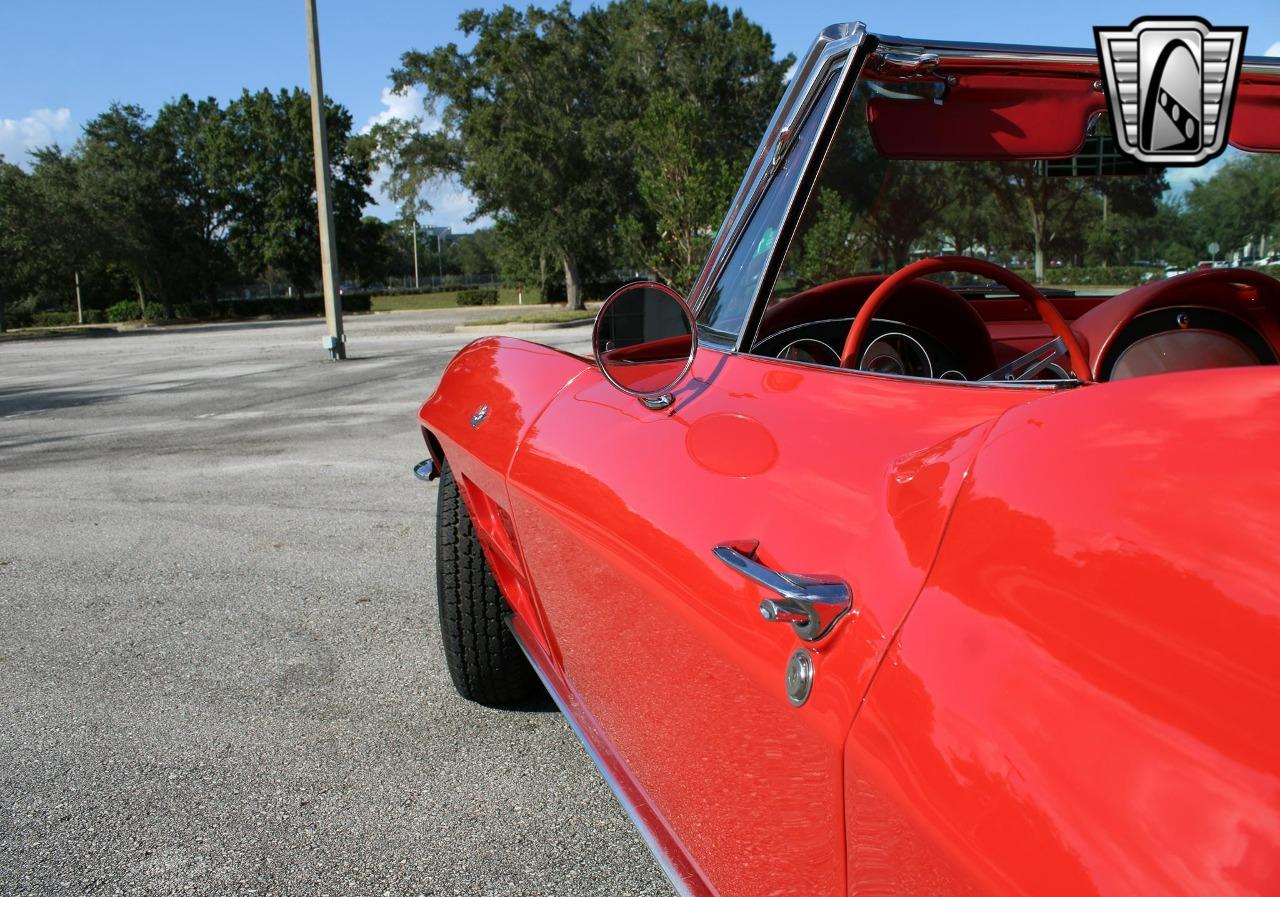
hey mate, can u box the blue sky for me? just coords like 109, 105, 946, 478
3, 0, 1278, 228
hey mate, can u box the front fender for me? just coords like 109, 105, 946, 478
418, 337, 590, 632
418, 337, 589, 501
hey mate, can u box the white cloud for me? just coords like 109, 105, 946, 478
0, 107, 73, 167
361, 86, 488, 231
361, 86, 432, 133
1266, 41, 1280, 57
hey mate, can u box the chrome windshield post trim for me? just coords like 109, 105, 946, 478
688, 22, 868, 324
729, 30, 874, 355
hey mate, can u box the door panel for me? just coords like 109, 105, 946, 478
507, 348, 1037, 896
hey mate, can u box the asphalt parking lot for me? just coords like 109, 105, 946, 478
0, 310, 674, 896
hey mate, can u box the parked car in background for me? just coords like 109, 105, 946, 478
415, 21, 1280, 897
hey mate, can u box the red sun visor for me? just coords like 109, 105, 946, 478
866, 70, 1280, 159
867, 74, 1107, 160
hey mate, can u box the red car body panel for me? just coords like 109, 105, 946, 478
416, 25, 1280, 897
845, 368, 1280, 896
423, 336, 1280, 897
427, 341, 1046, 896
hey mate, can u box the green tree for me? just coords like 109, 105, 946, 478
75, 104, 191, 313
452, 228, 501, 277
153, 96, 236, 300
25, 147, 105, 310
791, 187, 862, 288
368, 117, 445, 225
860, 162, 955, 268
989, 164, 1092, 280
390, 4, 612, 309
216, 88, 372, 295
387, 0, 788, 308
0, 159, 36, 330
603, 0, 790, 290
936, 164, 1000, 256
1184, 154, 1280, 259
621, 89, 738, 288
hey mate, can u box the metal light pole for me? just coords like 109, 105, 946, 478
412, 218, 420, 290
436, 226, 451, 282
305, 0, 345, 360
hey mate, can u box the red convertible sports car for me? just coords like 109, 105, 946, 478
415, 21, 1280, 897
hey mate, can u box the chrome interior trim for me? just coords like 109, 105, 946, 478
757, 315, 1077, 388
979, 336, 1069, 382
755, 348, 1070, 389
505, 614, 713, 897
756, 315, 913, 346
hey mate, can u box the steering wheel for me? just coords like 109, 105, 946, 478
838, 256, 1093, 383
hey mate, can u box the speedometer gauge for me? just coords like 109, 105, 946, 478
860, 332, 933, 378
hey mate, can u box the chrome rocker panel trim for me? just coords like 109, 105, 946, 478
505, 612, 714, 897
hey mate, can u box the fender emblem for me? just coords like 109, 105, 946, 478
471, 404, 489, 428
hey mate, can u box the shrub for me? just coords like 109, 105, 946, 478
542, 278, 633, 304
4, 297, 37, 329
1010, 266, 1154, 287
106, 300, 142, 323
338, 291, 372, 312
82, 309, 105, 324
142, 303, 169, 322
32, 311, 79, 327
456, 288, 500, 306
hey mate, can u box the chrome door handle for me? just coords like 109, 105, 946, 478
713, 543, 852, 641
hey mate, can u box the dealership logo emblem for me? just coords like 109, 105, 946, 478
1095, 17, 1247, 165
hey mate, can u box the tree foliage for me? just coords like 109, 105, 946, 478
217, 88, 372, 294
0, 90, 375, 329
386, 0, 790, 308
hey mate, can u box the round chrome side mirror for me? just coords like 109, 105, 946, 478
592, 282, 697, 408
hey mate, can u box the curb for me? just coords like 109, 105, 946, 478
454, 317, 595, 333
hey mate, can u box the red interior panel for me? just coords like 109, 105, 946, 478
867, 74, 1106, 160
1230, 78, 1280, 153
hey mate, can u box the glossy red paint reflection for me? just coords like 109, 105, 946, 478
421, 326, 1280, 896
846, 367, 1280, 897
499, 346, 1035, 897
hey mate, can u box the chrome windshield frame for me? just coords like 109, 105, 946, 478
688, 22, 868, 336
686, 23, 1280, 367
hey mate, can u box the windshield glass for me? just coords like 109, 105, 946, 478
765, 76, 1280, 311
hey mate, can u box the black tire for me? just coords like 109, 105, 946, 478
435, 460, 538, 705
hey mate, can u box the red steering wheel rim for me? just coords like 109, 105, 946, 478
838, 256, 1092, 383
